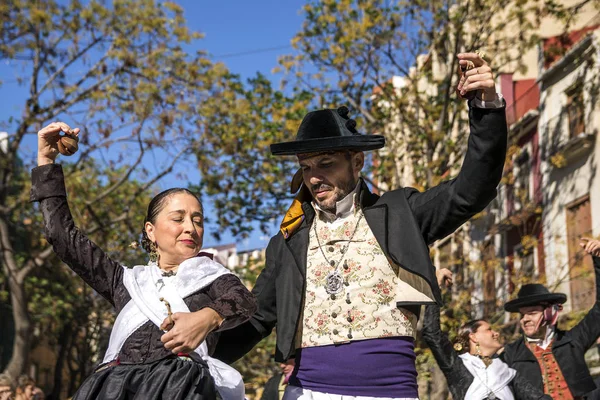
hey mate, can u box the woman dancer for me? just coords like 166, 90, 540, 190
422, 269, 550, 400
32, 122, 256, 399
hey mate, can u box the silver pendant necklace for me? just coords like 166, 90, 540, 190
313, 213, 363, 295
325, 270, 344, 295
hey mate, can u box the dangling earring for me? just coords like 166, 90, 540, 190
475, 342, 481, 357
149, 241, 159, 264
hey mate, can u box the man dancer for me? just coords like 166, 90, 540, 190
502, 238, 600, 399
214, 52, 507, 398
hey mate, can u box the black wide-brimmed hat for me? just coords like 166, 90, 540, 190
504, 283, 567, 312
270, 106, 386, 156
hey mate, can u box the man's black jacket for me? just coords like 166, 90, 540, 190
501, 256, 600, 398
215, 104, 508, 364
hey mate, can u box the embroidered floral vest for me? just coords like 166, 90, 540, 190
528, 341, 574, 400
297, 207, 435, 348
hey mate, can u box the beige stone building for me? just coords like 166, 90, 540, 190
376, 4, 600, 397
538, 27, 600, 312
378, 2, 600, 319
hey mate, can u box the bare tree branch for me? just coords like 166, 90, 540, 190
36, 37, 105, 99
84, 118, 147, 207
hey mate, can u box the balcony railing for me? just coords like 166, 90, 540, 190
540, 112, 597, 168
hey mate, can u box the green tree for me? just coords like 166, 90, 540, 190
3, 153, 155, 389
278, 0, 595, 189
0, 0, 314, 389
0, 0, 226, 381
192, 72, 314, 240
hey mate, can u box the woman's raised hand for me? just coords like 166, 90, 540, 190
436, 268, 453, 288
580, 237, 600, 257
37, 122, 80, 166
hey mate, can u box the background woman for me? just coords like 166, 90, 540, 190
422, 269, 550, 400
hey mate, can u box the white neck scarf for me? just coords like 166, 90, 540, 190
459, 353, 516, 400
526, 325, 556, 350
104, 256, 245, 400
312, 180, 361, 221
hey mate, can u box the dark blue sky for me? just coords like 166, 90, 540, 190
187, 0, 305, 79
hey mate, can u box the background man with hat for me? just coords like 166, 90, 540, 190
214, 52, 507, 399
502, 238, 600, 399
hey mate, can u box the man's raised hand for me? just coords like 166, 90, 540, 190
457, 52, 497, 102
436, 268, 453, 288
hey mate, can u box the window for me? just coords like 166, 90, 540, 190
514, 243, 535, 279
514, 149, 531, 210
437, 240, 452, 269
482, 242, 497, 316
565, 84, 585, 138
566, 195, 594, 311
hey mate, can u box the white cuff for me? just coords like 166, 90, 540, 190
471, 93, 504, 109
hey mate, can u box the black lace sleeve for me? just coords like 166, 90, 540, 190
510, 373, 553, 399
568, 255, 600, 350
204, 274, 257, 331
30, 164, 122, 305
406, 105, 507, 244
422, 304, 473, 399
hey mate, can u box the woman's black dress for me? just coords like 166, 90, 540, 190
31, 164, 257, 399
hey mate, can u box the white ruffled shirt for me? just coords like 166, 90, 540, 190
526, 325, 556, 350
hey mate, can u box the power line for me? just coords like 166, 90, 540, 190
210, 44, 293, 59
